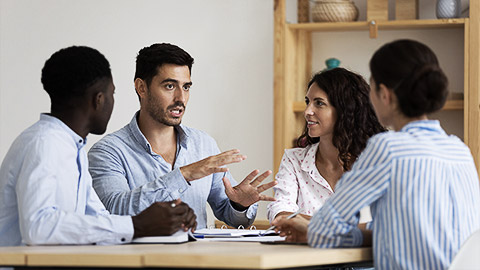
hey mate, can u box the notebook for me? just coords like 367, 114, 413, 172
132, 229, 195, 244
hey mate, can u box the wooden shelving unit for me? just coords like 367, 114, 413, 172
273, 0, 480, 173
289, 18, 466, 31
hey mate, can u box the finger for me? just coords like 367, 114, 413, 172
256, 180, 278, 193
218, 149, 241, 156
258, 194, 276, 202
286, 234, 295, 242
185, 218, 196, 231
191, 221, 197, 233
222, 176, 234, 197
214, 154, 247, 167
171, 198, 182, 207
171, 202, 191, 215
168, 216, 185, 233
272, 219, 285, 230
209, 167, 229, 175
276, 219, 294, 232
272, 217, 281, 226
185, 210, 197, 230
250, 170, 273, 186
241, 169, 260, 184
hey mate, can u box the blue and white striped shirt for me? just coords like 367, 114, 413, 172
308, 120, 480, 269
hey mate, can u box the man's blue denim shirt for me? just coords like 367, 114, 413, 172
88, 112, 257, 229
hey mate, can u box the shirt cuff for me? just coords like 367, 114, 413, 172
119, 215, 135, 244
97, 215, 134, 245
246, 203, 258, 220
366, 221, 373, 230
228, 202, 258, 221
340, 226, 363, 247
158, 168, 190, 199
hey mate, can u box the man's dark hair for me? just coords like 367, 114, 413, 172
134, 43, 194, 88
41, 46, 112, 111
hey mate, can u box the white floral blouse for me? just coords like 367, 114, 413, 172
267, 142, 371, 223
267, 143, 334, 222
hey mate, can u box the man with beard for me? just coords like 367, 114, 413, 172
88, 43, 276, 229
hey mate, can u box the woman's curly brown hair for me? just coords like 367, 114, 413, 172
297, 68, 386, 171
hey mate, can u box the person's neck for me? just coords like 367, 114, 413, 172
391, 113, 428, 131
50, 110, 89, 139
137, 110, 176, 153
315, 138, 341, 169
315, 138, 343, 191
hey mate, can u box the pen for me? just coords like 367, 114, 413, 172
260, 209, 302, 236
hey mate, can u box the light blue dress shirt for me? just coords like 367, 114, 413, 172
308, 120, 480, 269
88, 112, 257, 229
0, 114, 133, 246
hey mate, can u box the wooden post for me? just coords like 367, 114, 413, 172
367, 0, 389, 21
466, 1, 480, 173
274, 0, 287, 174
395, 0, 418, 20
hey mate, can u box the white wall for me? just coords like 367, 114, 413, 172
0, 0, 274, 225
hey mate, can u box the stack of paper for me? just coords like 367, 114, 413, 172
192, 228, 285, 242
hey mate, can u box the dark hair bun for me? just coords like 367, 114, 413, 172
395, 65, 448, 117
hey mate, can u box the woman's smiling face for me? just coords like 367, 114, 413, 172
304, 82, 337, 140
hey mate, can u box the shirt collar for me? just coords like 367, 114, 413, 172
300, 142, 319, 172
400, 119, 445, 135
40, 113, 87, 150
127, 111, 190, 154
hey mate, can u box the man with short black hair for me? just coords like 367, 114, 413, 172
88, 43, 276, 229
0, 46, 196, 246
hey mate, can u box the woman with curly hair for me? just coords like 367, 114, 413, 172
267, 67, 385, 223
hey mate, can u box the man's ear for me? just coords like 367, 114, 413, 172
134, 78, 147, 100
92, 91, 104, 111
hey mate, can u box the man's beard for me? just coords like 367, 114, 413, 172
145, 92, 185, 127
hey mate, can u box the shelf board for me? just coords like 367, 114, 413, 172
292, 99, 463, 113
288, 18, 466, 32
442, 99, 464, 110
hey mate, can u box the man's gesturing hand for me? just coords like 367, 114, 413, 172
180, 149, 246, 182
131, 199, 197, 238
222, 169, 277, 207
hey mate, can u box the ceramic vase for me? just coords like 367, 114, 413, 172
436, 0, 461, 19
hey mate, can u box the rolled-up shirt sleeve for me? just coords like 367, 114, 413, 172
88, 143, 189, 215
